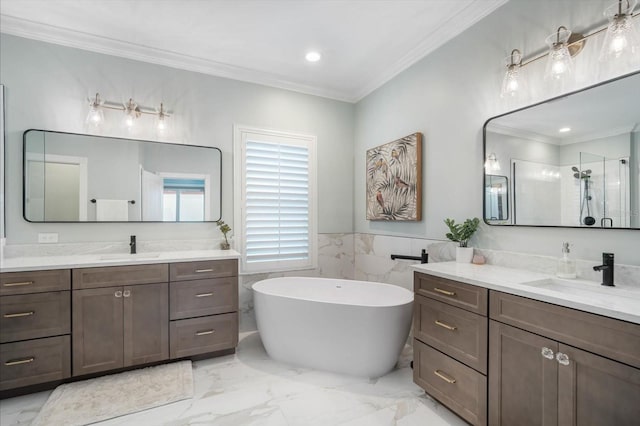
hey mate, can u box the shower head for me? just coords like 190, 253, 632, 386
573, 173, 580, 179
571, 166, 579, 172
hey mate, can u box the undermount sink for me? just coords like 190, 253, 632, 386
99, 253, 161, 261
522, 277, 640, 299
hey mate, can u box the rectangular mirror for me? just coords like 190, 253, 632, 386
484, 71, 640, 229
24, 130, 221, 222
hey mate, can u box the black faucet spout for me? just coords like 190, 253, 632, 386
130, 235, 137, 254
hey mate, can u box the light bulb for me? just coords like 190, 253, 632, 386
500, 49, 526, 99
599, 0, 640, 73
544, 27, 574, 85
85, 93, 104, 133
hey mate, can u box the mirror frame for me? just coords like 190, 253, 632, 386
482, 70, 640, 230
22, 129, 223, 223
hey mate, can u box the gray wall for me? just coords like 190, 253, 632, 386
0, 34, 355, 244
354, 0, 640, 266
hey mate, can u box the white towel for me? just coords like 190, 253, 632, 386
96, 199, 129, 221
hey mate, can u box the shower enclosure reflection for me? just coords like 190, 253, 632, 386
485, 175, 509, 223
484, 71, 640, 229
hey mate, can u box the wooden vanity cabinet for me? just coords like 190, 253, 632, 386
413, 272, 488, 426
489, 290, 640, 426
0, 269, 71, 392
72, 282, 169, 376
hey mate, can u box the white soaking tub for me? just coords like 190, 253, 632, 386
253, 277, 414, 378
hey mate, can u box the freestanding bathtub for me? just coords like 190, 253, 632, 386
253, 277, 414, 378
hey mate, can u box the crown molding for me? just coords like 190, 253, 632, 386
352, 0, 509, 102
487, 123, 560, 145
0, 14, 354, 103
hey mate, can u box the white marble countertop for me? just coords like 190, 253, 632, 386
0, 249, 241, 273
412, 262, 640, 325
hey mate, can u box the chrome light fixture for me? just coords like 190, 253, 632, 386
501, 49, 525, 98
84, 92, 172, 136
600, 0, 640, 66
85, 93, 105, 131
545, 26, 575, 81
484, 153, 501, 172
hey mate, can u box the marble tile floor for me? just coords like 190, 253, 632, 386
0, 332, 466, 426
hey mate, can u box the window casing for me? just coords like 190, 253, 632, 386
234, 125, 317, 274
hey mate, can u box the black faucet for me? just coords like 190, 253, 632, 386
593, 252, 614, 286
390, 249, 429, 264
130, 235, 137, 254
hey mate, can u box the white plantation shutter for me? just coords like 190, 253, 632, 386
235, 126, 317, 273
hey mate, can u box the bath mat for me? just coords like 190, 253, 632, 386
31, 360, 193, 426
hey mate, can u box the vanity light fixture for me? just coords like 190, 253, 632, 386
544, 26, 578, 81
600, 0, 640, 64
501, 49, 525, 98
500, 4, 639, 97
84, 92, 172, 136
484, 153, 501, 172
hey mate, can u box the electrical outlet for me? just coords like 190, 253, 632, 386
38, 233, 59, 244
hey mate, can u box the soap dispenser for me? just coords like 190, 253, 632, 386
557, 242, 576, 279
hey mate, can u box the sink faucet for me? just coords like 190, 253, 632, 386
130, 235, 137, 254
593, 252, 614, 286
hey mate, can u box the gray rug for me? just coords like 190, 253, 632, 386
32, 361, 193, 426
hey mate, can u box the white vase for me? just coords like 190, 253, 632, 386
456, 247, 474, 263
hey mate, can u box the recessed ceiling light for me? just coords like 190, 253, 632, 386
559, 127, 571, 133
305, 51, 321, 62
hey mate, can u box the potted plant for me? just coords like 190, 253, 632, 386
444, 217, 480, 263
216, 220, 232, 250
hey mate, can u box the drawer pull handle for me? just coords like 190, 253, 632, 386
4, 311, 35, 318
195, 269, 214, 273
115, 291, 123, 298
541, 347, 555, 360
5, 357, 35, 366
433, 287, 456, 297
195, 330, 215, 336
123, 290, 131, 298
556, 352, 570, 366
434, 320, 457, 331
196, 293, 214, 298
434, 370, 456, 384
3, 281, 34, 287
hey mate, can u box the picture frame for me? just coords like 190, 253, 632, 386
366, 132, 422, 221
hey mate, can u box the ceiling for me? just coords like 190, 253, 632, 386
0, 0, 507, 103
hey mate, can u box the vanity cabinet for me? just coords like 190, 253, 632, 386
168, 259, 238, 358
72, 282, 169, 376
413, 272, 488, 426
413, 271, 640, 426
0, 270, 71, 391
489, 290, 640, 426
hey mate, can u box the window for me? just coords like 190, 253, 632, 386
234, 125, 317, 274
162, 178, 206, 221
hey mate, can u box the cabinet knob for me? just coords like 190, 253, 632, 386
123, 290, 131, 297
115, 291, 123, 298
541, 347, 555, 360
556, 352, 570, 366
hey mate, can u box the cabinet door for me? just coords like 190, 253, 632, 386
489, 321, 558, 426
558, 343, 640, 426
72, 287, 123, 376
123, 282, 169, 367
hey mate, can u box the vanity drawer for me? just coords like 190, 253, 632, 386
170, 277, 238, 320
170, 312, 238, 359
0, 270, 70, 296
170, 259, 237, 282
73, 264, 169, 289
0, 335, 71, 391
0, 291, 70, 343
414, 339, 487, 426
490, 291, 640, 369
414, 295, 488, 374
414, 272, 487, 315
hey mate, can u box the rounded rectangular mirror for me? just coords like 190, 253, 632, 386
23, 129, 222, 222
483, 71, 640, 229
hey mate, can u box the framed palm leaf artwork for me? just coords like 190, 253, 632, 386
366, 133, 422, 221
